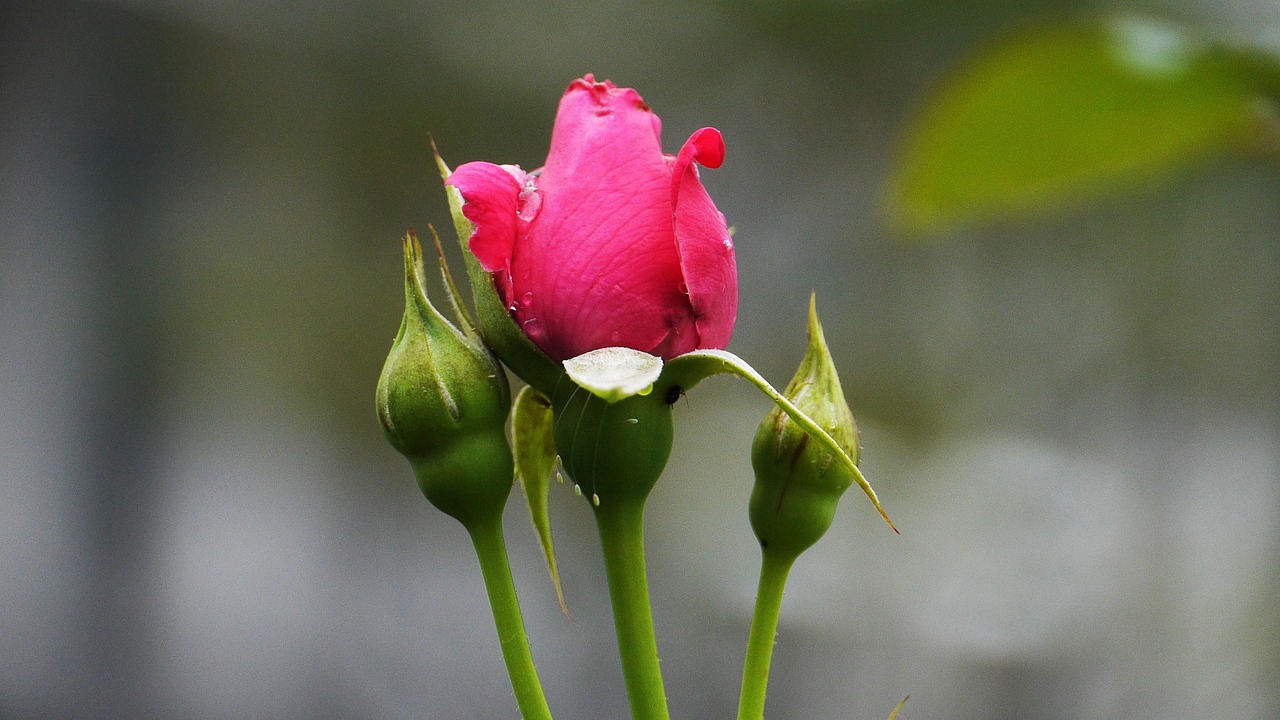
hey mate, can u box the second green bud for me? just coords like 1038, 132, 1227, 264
749, 296, 860, 558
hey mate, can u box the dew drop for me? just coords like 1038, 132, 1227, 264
555, 471, 564, 484
517, 188, 541, 222
521, 291, 534, 307
522, 317, 545, 341
592, 493, 601, 507
574, 484, 582, 496
679, 281, 689, 295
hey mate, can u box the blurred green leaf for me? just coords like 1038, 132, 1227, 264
889, 15, 1279, 234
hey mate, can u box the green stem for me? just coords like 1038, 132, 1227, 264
737, 548, 797, 720
467, 513, 554, 720
594, 498, 670, 720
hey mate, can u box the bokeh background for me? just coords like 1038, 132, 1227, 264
2, 0, 1277, 718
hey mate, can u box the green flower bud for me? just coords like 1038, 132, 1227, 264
548, 346, 676, 508
749, 296, 860, 558
376, 231, 514, 527
550, 387, 674, 508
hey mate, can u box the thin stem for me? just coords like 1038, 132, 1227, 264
594, 498, 670, 720
467, 513, 554, 720
737, 548, 796, 720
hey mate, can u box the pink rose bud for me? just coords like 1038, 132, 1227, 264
446, 75, 738, 362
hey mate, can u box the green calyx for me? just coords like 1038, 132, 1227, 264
749, 295, 860, 558
550, 381, 674, 507
376, 230, 514, 526
544, 346, 676, 507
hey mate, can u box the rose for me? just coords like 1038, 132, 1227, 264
446, 74, 737, 362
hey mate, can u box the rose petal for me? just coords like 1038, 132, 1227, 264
446, 161, 524, 305
512, 77, 690, 361
672, 127, 737, 350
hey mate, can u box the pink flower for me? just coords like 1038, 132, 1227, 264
446, 75, 737, 362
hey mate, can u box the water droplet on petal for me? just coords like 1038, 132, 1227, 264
522, 317, 544, 342
517, 188, 541, 222
521, 291, 534, 307
679, 282, 689, 295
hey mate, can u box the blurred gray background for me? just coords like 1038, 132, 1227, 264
2, 0, 1277, 718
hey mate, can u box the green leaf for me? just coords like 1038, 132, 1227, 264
562, 347, 663, 403
511, 385, 569, 617
889, 15, 1274, 234
661, 349, 897, 532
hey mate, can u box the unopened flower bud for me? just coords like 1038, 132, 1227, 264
376, 231, 513, 526
749, 296, 860, 558
446, 74, 736, 366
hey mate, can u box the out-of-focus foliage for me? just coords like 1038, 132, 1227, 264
889, 15, 1280, 234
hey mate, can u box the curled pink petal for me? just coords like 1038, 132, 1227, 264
446, 161, 524, 305
683, 126, 726, 168
672, 128, 737, 350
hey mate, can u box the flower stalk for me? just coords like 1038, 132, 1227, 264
595, 497, 670, 720
468, 512, 555, 720
737, 548, 795, 720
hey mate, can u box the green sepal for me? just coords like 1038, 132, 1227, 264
426, 225, 481, 345
432, 142, 564, 396
511, 385, 569, 617
661, 346, 896, 533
